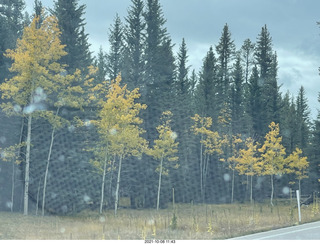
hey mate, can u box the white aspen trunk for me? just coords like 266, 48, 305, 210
200, 135, 204, 202
42, 127, 55, 216
231, 169, 235, 203
156, 156, 164, 211
250, 175, 253, 204
100, 149, 108, 214
203, 154, 210, 202
24, 113, 32, 215
42, 107, 60, 216
36, 177, 41, 216
270, 174, 274, 206
12, 118, 25, 212
108, 154, 116, 207
11, 161, 15, 212
114, 154, 123, 216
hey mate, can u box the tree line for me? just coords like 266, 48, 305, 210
0, 0, 319, 215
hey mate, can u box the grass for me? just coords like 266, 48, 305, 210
1, 200, 320, 240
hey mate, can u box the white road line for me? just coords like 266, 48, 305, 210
231, 221, 320, 240
256, 225, 320, 240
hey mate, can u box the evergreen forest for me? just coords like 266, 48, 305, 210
0, 0, 320, 216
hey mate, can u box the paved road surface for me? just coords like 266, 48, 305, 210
229, 221, 320, 240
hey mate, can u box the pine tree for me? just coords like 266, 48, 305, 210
143, 0, 175, 143
94, 46, 107, 83
215, 24, 235, 112
51, 0, 92, 74
247, 65, 263, 138
195, 46, 217, 121
255, 25, 273, 79
279, 92, 297, 154
122, 0, 146, 91
296, 86, 310, 152
106, 14, 124, 81
230, 54, 244, 135
263, 52, 281, 128
240, 38, 255, 84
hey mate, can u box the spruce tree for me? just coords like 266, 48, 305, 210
255, 26, 280, 135
240, 38, 255, 84
122, 0, 146, 92
106, 14, 124, 81
247, 65, 263, 139
230, 54, 244, 135
51, 0, 92, 74
195, 46, 217, 121
296, 86, 310, 152
0, 0, 25, 82
215, 24, 235, 107
94, 46, 107, 83
255, 25, 273, 79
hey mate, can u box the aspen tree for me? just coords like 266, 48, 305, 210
191, 114, 225, 202
0, 15, 67, 215
93, 75, 147, 216
147, 111, 179, 210
235, 137, 261, 203
285, 148, 309, 197
259, 122, 286, 206
226, 134, 242, 203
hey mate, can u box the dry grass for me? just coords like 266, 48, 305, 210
1, 200, 320, 240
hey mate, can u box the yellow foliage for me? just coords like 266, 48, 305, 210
285, 147, 309, 181
191, 114, 225, 156
147, 111, 179, 175
0, 15, 67, 113
258, 122, 286, 176
94, 75, 147, 161
235, 137, 260, 176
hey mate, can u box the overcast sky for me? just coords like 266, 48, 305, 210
24, 0, 320, 118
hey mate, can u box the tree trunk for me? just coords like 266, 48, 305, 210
11, 161, 15, 212
231, 169, 235, 203
156, 156, 164, 211
108, 154, 116, 207
42, 127, 55, 216
114, 154, 123, 216
42, 107, 60, 216
12, 118, 25, 212
100, 149, 108, 214
24, 113, 32, 216
270, 174, 274, 206
200, 135, 204, 202
250, 175, 253, 204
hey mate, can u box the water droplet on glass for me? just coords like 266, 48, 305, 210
282, 186, 290, 195
223, 173, 231, 182
0, 136, 6, 144
170, 132, 178, 140
6, 201, 12, 209
83, 194, 91, 203
109, 128, 117, 135
58, 155, 65, 162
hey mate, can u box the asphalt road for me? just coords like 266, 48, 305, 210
229, 221, 320, 240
